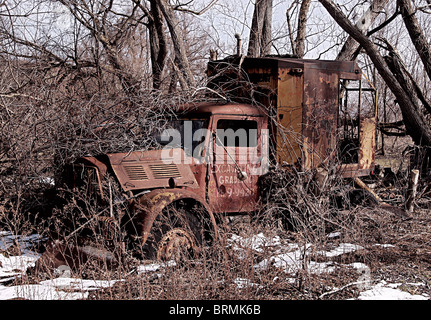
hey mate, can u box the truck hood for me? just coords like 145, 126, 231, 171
103, 148, 199, 192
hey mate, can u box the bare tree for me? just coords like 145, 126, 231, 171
247, 0, 273, 57
137, 0, 168, 90
336, 0, 390, 61
56, 0, 151, 94
398, 0, 431, 81
319, 0, 431, 148
155, 0, 196, 89
295, 0, 312, 58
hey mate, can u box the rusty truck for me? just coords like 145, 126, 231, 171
57, 54, 377, 262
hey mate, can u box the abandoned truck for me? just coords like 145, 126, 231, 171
60, 55, 377, 261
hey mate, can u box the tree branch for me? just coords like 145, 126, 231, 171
398, 0, 431, 81
319, 0, 431, 147
336, 0, 389, 61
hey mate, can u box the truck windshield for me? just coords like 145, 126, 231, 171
156, 118, 209, 158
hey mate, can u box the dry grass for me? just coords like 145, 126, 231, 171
3, 189, 425, 300
2, 196, 431, 300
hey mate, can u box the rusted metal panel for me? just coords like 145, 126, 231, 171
207, 57, 364, 170
339, 164, 372, 178
358, 117, 376, 171
70, 163, 104, 199
66, 157, 108, 199
276, 67, 304, 165
78, 156, 108, 177
302, 69, 339, 170
338, 117, 376, 177
179, 102, 266, 117
107, 149, 199, 192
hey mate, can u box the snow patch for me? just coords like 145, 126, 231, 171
0, 232, 45, 255
317, 243, 364, 258
0, 254, 39, 278
356, 281, 429, 300
0, 277, 121, 300
137, 260, 177, 274
229, 232, 281, 253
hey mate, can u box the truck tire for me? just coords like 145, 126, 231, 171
141, 200, 209, 261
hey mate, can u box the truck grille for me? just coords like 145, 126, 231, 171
149, 163, 181, 179
123, 165, 148, 180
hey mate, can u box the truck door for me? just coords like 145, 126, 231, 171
207, 115, 267, 213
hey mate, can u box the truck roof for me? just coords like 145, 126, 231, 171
207, 55, 362, 81
179, 101, 267, 117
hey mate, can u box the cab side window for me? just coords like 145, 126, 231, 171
216, 119, 258, 148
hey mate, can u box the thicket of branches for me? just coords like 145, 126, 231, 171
0, 1, 211, 230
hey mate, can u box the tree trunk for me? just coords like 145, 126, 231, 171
398, 0, 431, 81
59, 0, 142, 94
336, 0, 389, 61
286, 3, 297, 56
155, 0, 196, 89
406, 169, 420, 212
99, 38, 141, 94
384, 43, 431, 115
248, 0, 272, 57
295, 0, 312, 58
148, 0, 167, 90
261, 0, 273, 56
319, 0, 431, 147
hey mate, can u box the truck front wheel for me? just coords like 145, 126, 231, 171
156, 227, 197, 261
142, 200, 209, 261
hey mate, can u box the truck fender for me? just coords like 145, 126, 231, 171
130, 189, 218, 247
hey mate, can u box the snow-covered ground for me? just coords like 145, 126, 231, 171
0, 230, 429, 300
355, 281, 429, 300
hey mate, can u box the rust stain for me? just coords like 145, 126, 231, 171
359, 117, 376, 170
151, 192, 177, 205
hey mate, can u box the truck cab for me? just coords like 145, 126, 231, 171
164, 102, 269, 214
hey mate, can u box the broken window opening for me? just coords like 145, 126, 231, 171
338, 78, 377, 164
